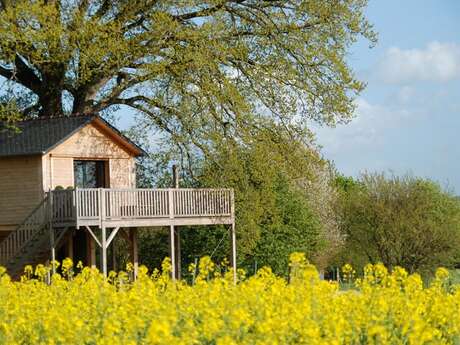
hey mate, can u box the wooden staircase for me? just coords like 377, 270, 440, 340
0, 194, 55, 278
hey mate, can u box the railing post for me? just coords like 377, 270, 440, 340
98, 188, 105, 228
75, 188, 79, 228
168, 188, 174, 220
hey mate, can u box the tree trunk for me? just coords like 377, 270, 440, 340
39, 87, 64, 117
72, 90, 95, 116
38, 64, 66, 117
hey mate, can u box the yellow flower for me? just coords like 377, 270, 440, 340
0, 257, 459, 344
435, 267, 449, 281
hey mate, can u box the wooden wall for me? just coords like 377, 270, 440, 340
44, 122, 136, 190
0, 155, 43, 232
0, 121, 137, 237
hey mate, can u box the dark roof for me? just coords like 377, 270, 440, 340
0, 115, 146, 157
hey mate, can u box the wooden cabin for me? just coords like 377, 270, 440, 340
0, 115, 236, 279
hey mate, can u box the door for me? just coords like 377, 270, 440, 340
73, 160, 107, 188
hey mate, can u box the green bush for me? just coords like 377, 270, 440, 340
336, 173, 460, 275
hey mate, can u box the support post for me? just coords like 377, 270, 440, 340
48, 191, 56, 275
130, 228, 139, 279
86, 231, 97, 268
66, 232, 74, 262
112, 239, 117, 272
50, 230, 56, 275
169, 225, 176, 281
175, 228, 181, 280
172, 164, 181, 280
168, 181, 176, 281
230, 222, 237, 284
101, 226, 107, 277
230, 189, 236, 284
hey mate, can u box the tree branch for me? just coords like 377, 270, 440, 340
0, 65, 14, 80
13, 54, 42, 93
172, 0, 247, 21
114, 95, 214, 160
93, 0, 112, 19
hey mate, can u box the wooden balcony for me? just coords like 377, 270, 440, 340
51, 188, 234, 229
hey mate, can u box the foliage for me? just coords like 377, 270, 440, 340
133, 126, 343, 276
1, 256, 460, 344
197, 127, 344, 273
251, 176, 323, 276
0, 99, 22, 132
336, 172, 460, 275
0, 0, 375, 167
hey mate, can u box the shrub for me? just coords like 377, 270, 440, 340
337, 173, 460, 275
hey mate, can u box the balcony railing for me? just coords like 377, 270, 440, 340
51, 188, 234, 227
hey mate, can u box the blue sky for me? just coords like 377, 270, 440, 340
314, 0, 460, 191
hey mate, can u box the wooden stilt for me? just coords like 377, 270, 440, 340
86, 231, 96, 268
175, 227, 181, 280
66, 232, 74, 262
101, 226, 107, 277
112, 239, 117, 272
130, 228, 139, 279
172, 164, 180, 280
230, 222, 237, 284
49, 191, 56, 275
169, 225, 176, 281
50, 230, 56, 275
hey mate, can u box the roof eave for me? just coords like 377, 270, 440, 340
92, 117, 148, 157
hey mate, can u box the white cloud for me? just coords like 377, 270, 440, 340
314, 97, 414, 156
377, 42, 460, 84
396, 86, 414, 104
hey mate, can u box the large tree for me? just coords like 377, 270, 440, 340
0, 0, 375, 157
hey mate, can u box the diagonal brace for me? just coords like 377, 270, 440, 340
84, 226, 102, 248
54, 226, 70, 247
106, 227, 120, 247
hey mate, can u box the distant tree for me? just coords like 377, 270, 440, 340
251, 174, 323, 276
337, 173, 460, 274
0, 0, 376, 167
297, 163, 344, 269
134, 125, 344, 276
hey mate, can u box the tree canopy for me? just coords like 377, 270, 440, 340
0, 0, 375, 163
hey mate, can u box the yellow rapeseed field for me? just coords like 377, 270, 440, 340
0, 253, 459, 344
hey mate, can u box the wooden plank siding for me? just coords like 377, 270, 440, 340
1, 121, 137, 236
0, 155, 43, 233
43, 122, 136, 190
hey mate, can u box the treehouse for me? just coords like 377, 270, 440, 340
0, 115, 236, 279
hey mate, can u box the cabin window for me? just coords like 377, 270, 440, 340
74, 160, 107, 188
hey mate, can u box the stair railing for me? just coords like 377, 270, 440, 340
0, 193, 50, 266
